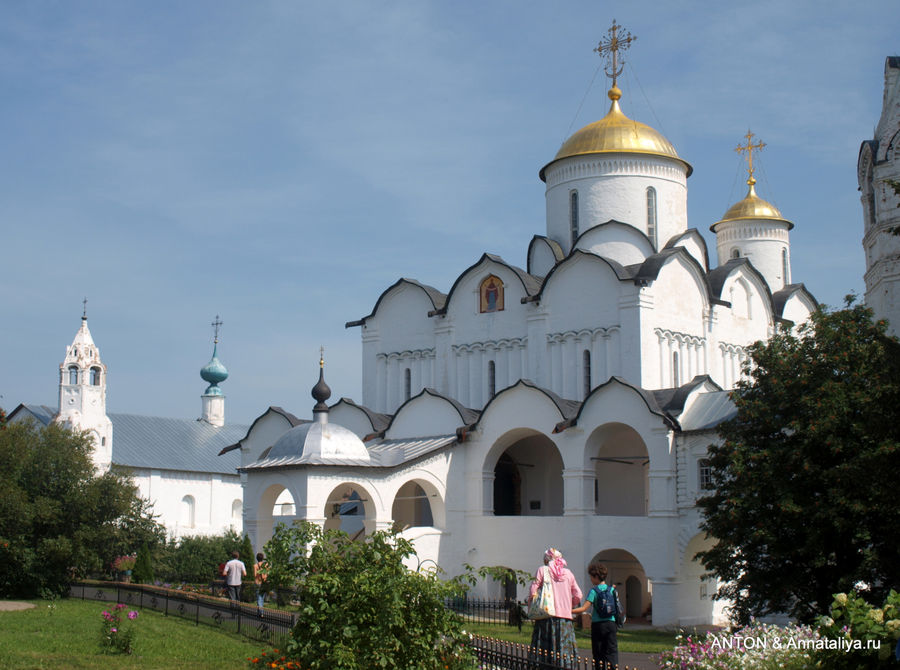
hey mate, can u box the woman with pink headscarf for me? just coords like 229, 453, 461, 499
527, 547, 583, 663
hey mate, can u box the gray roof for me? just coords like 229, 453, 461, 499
9, 404, 56, 425
677, 391, 736, 433
243, 434, 458, 471
110, 413, 246, 475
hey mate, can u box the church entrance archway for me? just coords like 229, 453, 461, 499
586, 423, 649, 516
256, 484, 297, 547
323, 483, 375, 539
488, 430, 564, 516
589, 548, 649, 621
677, 533, 722, 625
392, 480, 442, 531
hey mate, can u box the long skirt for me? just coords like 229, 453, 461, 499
529, 616, 577, 667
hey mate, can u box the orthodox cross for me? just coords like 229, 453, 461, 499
82, 297, 88, 319
211, 315, 223, 344
594, 19, 636, 88
735, 130, 766, 184
319, 345, 325, 368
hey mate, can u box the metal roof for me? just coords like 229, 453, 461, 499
109, 413, 246, 475
242, 434, 458, 471
677, 391, 736, 433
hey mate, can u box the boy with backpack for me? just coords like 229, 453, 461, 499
573, 562, 624, 669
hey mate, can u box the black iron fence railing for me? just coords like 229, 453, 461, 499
471, 634, 640, 670
70, 581, 296, 648
445, 596, 526, 629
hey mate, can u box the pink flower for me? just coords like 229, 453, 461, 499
115, 603, 126, 610
110, 628, 117, 633
128, 611, 138, 620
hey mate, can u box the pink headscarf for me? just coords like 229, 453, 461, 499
544, 547, 568, 581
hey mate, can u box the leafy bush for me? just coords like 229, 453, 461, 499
132, 543, 154, 584
157, 529, 242, 584
262, 521, 472, 670
815, 589, 900, 668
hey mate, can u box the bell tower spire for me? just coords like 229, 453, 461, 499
200, 315, 229, 427
57, 303, 113, 471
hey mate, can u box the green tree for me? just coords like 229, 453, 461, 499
697, 301, 900, 623
132, 543, 154, 584
161, 529, 241, 584
0, 421, 159, 597
264, 521, 472, 670
241, 533, 254, 564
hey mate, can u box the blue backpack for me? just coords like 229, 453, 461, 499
593, 585, 624, 627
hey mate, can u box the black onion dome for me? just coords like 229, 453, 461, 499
312, 365, 331, 413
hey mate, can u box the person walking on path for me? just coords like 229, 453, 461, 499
572, 562, 622, 669
253, 552, 269, 610
527, 547, 583, 666
224, 551, 246, 602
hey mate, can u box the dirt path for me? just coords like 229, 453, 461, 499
0, 601, 36, 611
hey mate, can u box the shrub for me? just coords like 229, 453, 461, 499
262, 521, 472, 670
815, 589, 900, 668
132, 543, 154, 584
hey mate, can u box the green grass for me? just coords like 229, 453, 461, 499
0, 597, 262, 669
462, 621, 679, 653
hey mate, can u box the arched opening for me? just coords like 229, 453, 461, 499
582, 350, 592, 398
782, 248, 790, 285
589, 548, 650, 622
490, 431, 564, 516
587, 423, 649, 516
570, 190, 579, 246
256, 484, 297, 548
180, 495, 196, 529
90, 367, 101, 386
391, 481, 435, 531
487, 360, 496, 398
323, 483, 374, 539
68, 365, 79, 385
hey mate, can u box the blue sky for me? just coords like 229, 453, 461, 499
2, 1, 898, 426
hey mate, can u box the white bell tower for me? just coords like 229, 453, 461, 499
57, 300, 113, 471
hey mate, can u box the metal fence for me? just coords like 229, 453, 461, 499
471, 635, 641, 670
445, 596, 526, 629
70, 581, 296, 648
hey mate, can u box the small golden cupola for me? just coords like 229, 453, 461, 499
539, 21, 692, 258
711, 131, 794, 291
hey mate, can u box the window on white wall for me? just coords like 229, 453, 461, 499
488, 360, 496, 398
583, 350, 592, 397
90, 367, 101, 385
646, 187, 657, 249
68, 365, 78, 385
698, 459, 713, 490
231, 499, 242, 526
404, 368, 411, 401
569, 190, 579, 246
181, 495, 196, 529
782, 248, 790, 284
672, 351, 680, 387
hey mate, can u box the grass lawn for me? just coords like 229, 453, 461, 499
463, 621, 679, 653
0, 597, 261, 669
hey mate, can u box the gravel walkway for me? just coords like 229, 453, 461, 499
0, 601, 36, 611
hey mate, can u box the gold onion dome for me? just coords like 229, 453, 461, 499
540, 86, 692, 181
713, 178, 793, 231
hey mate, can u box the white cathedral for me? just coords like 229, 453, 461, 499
11, 38, 900, 627
232, 34, 822, 628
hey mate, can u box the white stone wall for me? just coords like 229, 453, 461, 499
544, 154, 689, 254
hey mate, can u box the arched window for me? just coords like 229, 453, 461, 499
231, 499, 242, 526
181, 495, 196, 529
404, 368, 411, 401
731, 248, 741, 259
672, 351, 680, 387
90, 367, 101, 386
488, 360, 496, 398
782, 248, 790, 284
582, 350, 592, 397
646, 187, 657, 248
68, 365, 78, 385
479, 275, 504, 313
570, 190, 579, 246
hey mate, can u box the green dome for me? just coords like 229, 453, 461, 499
200, 344, 229, 388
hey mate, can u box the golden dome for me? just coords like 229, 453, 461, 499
540, 87, 692, 181
713, 180, 793, 230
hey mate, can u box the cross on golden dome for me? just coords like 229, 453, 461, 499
735, 130, 766, 186
594, 20, 636, 89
